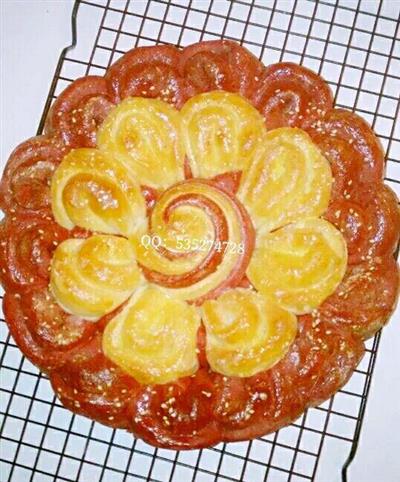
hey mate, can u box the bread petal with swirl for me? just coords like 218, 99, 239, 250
202, 289, 297, 377
248, 218, 347, 314
238, 127, 332, 233
181, 91, 267, 178
51, 148, 147, 236
50, 235, 142, 319
97, 97, 185, 189
102, 285, 201, 384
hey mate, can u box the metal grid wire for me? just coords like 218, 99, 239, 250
1, 0, 399, 481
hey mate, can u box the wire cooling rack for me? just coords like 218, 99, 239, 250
1, 1, 399, 481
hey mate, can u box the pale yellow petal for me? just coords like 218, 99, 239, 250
51, 148, 147, 237
202, 288, 297, 377
247, 218, 347, 314
50, 235, 142, 320
181, 91, 267, 178
97, 97, 184, 189
102, 286, 201, 384
238, 127, 332, 233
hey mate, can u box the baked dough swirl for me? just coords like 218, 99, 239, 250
202, 289, 297, 377
51, 148, 147, 237
132, 179, 255, 305
181, 91, 266, 178
50, 235, 142, 319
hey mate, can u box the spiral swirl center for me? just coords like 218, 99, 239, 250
132, 178, 255, 304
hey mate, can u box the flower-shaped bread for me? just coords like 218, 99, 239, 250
1, 40, 399, 450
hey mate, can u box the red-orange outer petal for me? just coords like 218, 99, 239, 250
251, 62, 333, 130
307, 109, 385, 200
45, 76, 114, 147
0, 214, 70, 291
49, 334, 139, 429
3, 288, 98, 371
318, 256, 400, 340
179, 40, 264, 98
105, 45, 194, 108
325, 184, 400, 264
129, 369, 220, 449
0, 136, 68, 216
